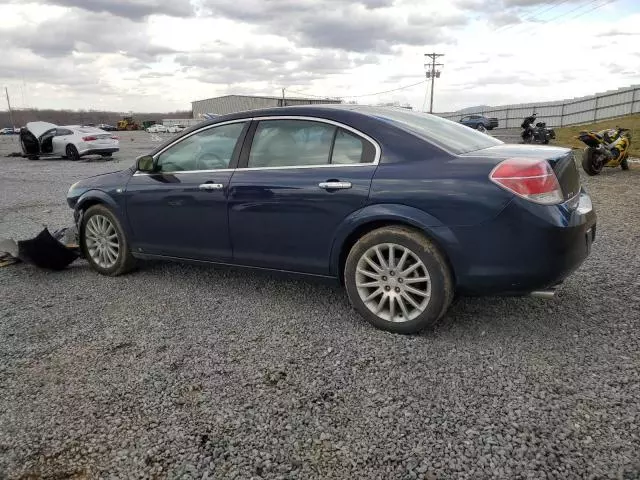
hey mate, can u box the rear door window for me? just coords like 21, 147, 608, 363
248, 120, 335, 168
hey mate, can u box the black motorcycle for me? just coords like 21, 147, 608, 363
521, 114, 556, 144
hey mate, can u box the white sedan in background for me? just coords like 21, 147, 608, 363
167, 124, 186, 134
19, 122, 119, 160
146, 124, 168, 133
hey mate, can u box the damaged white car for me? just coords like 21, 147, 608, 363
20, 122, 119, 161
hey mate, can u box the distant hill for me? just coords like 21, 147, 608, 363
0, 109, 192, 128
457, 105, 491, 114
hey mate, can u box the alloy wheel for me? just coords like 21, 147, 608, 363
355, 243, 432, 323
85, 214, 120, 269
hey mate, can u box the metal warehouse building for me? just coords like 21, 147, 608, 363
191, 94, 342, 118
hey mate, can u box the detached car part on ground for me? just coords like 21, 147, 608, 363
1, 227, 79, 269
20, 122, 119, 161
578, 126, 632, 175
67, 106, 596, 334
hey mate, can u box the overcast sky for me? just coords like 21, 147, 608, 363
1, 0, 639, 113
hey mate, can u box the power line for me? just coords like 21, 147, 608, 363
559, 0, 618, 22
492, 0, 614, 41
494, 0, 575, 34
286, 78, 427, 100
541, 0, 605, 24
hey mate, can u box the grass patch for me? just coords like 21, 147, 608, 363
554, 114, 640, 158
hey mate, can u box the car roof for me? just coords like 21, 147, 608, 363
192, 104, 435, 129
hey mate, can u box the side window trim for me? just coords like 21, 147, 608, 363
134, 119, 251, 175
237, 116, 381, 170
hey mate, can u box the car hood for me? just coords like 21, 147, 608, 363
71, 167, 135, 190
26, 121, 58, 138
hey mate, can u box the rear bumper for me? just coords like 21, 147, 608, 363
451, 190, 596, 295
78, 147, 119, 156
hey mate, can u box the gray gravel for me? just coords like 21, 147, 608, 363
1, 132, 640, 479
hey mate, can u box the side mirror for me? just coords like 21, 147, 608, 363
136, 155, 155, 172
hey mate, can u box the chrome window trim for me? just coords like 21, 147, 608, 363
133, 118, 253, 176
242, 116, 381, 171
132, 115, 382, 175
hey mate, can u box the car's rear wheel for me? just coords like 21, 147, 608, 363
344, 226, 453, 334
477, 125, 487, 133
80, 205, 136, 276
66, 144, 80, 161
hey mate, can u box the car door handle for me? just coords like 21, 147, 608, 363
199, 183, 224, 190
318, 181, 352, 190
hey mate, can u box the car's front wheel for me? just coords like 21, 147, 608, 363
80, 205, 136, 276
344, 226, 454, 334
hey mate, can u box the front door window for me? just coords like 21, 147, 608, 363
156, 122, 246, 173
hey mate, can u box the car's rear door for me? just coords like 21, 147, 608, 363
228, 117, 380, 275
125, 120, 249, 261
52, 128, 74, 155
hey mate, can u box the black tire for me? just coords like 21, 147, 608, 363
66, 144, 80, 161
621, 155, 629, 171
344, 226, 454, 334
581, 147, 603, 176
477, 125, 487, 133
80, 204, 136, 276
101, 153, 112, 158
27, 155, 39, 160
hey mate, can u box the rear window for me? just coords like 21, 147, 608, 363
363, 107, 503, 155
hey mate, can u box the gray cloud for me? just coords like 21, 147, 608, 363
200, 0, 461, 53
1, 12, 177, 61
597, 30, 640, 37
8, 0, 194, 20
176, 44, 379, 86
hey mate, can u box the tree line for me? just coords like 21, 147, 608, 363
0, 109, 193, 128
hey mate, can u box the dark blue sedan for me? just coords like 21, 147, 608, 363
67, 106, 596, 334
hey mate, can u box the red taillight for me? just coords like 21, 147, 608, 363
111, 135, 119, 140
83, 135, 97, 141
490, 158, 563, 205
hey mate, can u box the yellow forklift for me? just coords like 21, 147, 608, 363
117, 116, 140, 131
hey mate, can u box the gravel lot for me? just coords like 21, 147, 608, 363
1, 131, 639, 479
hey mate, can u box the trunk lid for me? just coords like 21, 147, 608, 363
74, 126, 116, 142
462, 144, 581, 202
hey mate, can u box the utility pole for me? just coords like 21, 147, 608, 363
281, 88, 286, 107
5, 87, 15, 129
424, 53, 444, 113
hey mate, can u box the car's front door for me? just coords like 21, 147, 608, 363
125, 120, 249, 261
228, 117, 379, 275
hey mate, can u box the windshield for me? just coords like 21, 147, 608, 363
361, 107, 503, 154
